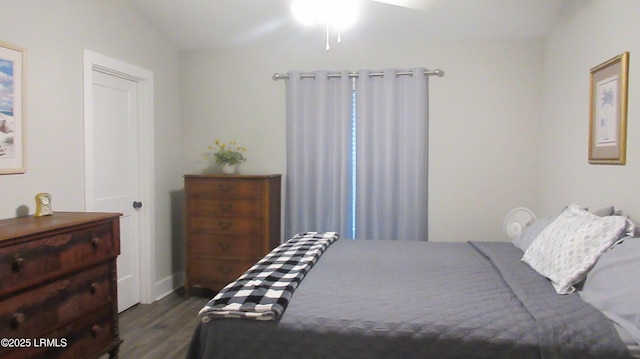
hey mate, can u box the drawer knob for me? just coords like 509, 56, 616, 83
12, 253, 24, 272
91, 236, 100, 249
91, 325, 102, 338
11, 313, 25, 328
90, 282, 98, 295
218, 242, 231, 251
218, 221, 233, 230
217, 203, 233, 213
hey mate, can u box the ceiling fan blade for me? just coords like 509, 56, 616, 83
370, 0, 436, 11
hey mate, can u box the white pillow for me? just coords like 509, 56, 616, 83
522, 204, 627, 294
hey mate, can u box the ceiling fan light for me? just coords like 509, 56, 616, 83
291, 0, 359, 29
291, 0, 319, 26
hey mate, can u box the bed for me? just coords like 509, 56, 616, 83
186, 205, 640, 359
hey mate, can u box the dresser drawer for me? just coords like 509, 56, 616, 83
190, 258, 257, 285
0, 223, 115, 296
186, 178, 264, 198
188, 234, 264, 258
189, 216, 263, 235
187, 198, 263, 217
0, 263, 113, 339
0, 305, 115, 359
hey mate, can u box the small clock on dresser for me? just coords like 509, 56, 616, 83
34, 192, 53, 216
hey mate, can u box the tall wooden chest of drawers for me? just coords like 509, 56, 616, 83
0, 212, 122, 359
184, 174, 281, 296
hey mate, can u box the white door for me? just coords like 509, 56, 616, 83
89, 70, 141, 311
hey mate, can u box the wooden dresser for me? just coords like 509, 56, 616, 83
184, 174, 281, 296
0, 212, 122, 359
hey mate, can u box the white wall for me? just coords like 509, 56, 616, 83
539, 0, 640, 220
181, 37, 544, 242
0, 0, 182, 300
8, 0, 632, 299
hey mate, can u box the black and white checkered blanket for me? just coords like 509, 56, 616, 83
198, 232, 340, 322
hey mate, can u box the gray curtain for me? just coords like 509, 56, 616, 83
284, 70, 353, 240
285, 68, 429, 241
355, 68, 429, 240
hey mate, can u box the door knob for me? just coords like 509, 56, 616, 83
133, 201, 143, 209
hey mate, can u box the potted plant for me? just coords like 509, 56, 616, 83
204, 139, 247, 174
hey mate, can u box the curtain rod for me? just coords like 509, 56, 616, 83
272, 69, 444, 81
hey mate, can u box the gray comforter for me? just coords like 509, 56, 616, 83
186, 240, 630, 359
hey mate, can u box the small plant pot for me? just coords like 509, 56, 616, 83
222, 164, 236, 174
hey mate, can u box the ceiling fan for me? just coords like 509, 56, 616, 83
291, 0, 435, 49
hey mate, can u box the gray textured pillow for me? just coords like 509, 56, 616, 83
592, 205, 637, 236
522, 204, 627, 294
592, 205, 616, 217
511, 215, 556, 252
579, 237, 640, 345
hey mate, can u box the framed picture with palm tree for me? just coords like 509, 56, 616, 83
588, 52, 629, 165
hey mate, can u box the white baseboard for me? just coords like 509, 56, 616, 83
153, 270, 184, 301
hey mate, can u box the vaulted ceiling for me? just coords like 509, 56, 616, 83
129, 0, 568, 50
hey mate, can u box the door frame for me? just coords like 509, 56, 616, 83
82, 49, 155, 304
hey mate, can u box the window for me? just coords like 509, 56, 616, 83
285, 68, 429, 241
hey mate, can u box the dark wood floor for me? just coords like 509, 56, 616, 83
103, 288, 211, 359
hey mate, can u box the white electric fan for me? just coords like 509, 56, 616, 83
502, 207, 537, 239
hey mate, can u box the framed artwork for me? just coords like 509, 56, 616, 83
0, 41, 25, 174
588, 52, 629, 165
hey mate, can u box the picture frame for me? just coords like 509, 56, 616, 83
588, 52, 629, 165
0, 41, 25, 174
